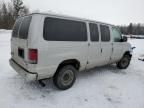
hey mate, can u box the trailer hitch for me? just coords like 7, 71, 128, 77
38, 80, 46, 87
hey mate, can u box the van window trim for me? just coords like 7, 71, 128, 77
89, 22, 100, 42
100, 24, 111, 42
12, 17, 24, 38
18, 16, 32, 39
43, 17, 88, 42
12, 16, 32, 39
17, 18, 24, 38
111, 26, 122, 42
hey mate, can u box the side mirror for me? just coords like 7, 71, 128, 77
121, 36, 127, 42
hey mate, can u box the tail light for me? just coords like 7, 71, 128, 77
28, 49, 38, 64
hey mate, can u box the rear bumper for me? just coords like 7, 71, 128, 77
9, 59, 38, 81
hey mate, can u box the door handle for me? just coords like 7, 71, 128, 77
101, 48, 103, 53
88, 43, 90, 46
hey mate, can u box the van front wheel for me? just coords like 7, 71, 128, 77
117, 55, 131, 69
53, 65, 76, 90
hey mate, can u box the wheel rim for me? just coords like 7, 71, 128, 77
61, 70, 74, 86
121, 57, 129, 67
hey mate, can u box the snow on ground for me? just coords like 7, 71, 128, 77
0, 30, 144, 108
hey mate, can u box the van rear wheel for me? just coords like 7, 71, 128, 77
53, 65, 76, 90
117, 55, 131, 69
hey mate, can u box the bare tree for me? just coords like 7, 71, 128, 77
12, 0, 24, 19
0, 3, 2, 28
0, 0, 29, 29
7, 2, 15, 29
1, 2, 9, 29
19, 5, 29, 16
119, 23, 144, 35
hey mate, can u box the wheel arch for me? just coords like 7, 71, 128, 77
56, 59, 81, 72
123, 51, 132, 58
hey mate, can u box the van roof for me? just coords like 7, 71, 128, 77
21, 12, 115, 26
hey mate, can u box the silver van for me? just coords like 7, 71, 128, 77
10, 13, 132, 90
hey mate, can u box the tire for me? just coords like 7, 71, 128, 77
117, 55, 131, 69
53, 65, 76, 90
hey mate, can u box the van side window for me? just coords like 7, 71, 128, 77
112, 27, 122, 42
43, 17, 87, 41
89, 23, 99, 41
100, 25, 110, 42
19, 16, 32, 39
12, 18, 23, 38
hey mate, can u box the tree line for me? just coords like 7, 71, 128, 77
119, 23, 144, 35
0, 0, 144, 35
0, 0, 29, 29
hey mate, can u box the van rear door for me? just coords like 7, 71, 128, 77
11, 16, 32, 69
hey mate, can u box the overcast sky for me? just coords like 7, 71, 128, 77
2, 0, 144, 25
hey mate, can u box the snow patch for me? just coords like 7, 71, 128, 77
0, 31, 144, 108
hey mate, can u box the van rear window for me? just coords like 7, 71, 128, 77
12, 18, 23, 38
19, 16, 32, 39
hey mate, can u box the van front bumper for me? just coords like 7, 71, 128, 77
9, 59, 38, 81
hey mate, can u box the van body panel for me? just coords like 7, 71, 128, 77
37, 41, 88, 79
11, 16, 31, 71
109, 26, 130, 63
10, 13, 132, 81
9, 59, 38, 81
25, 14, 88, 79
86, 22, 102, 69
100, 42, 113, 65
111, 42, 123, 62
99, 25, 113, 65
